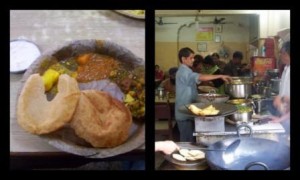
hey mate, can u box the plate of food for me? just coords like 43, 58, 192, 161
16, 39, 145, 158
114, 10, 145, 19
179, 102, 237, 117
184, 104, 221, 117
164, 142, 206, 167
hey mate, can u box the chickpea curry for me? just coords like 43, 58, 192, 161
39, 53, 145, 119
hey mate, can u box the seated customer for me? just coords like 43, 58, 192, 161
155, 64, 164, 81
159, 67, 178, 95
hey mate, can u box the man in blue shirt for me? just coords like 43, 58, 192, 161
175, 47, 231, 142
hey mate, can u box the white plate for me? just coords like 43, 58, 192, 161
10, 40, 41, 73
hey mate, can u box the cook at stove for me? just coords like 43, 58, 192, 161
175, 47, 232, 142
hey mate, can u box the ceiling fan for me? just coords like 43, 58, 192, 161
155, 17, 178, 25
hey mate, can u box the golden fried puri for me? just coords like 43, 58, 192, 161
188, 104, 219, 116
17, 74, 80, 134
70, 90, 132, 148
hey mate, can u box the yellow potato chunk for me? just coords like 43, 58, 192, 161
42, 69, 60, 91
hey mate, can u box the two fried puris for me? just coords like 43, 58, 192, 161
17, 74, 132, 148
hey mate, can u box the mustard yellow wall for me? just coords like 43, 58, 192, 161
155, 41, 249, 73
155, 42, 178, 74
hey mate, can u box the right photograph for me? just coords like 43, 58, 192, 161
154, 10, 290, 170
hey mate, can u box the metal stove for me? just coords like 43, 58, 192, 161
193, 118, 285, 146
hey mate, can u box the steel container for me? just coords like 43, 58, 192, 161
228, 111, 253, 123
225, 77, 253, 98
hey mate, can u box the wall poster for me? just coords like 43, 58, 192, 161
197, 42, 207, 52
196, 27, 213, 41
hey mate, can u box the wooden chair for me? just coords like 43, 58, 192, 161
155, 100, 176, 140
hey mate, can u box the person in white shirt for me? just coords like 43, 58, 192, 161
270, 41, 290, 123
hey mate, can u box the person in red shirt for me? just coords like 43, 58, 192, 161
155, 64, 164, 81
159, 67, 178, 95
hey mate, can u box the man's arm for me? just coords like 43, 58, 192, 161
199, 74, 231, 83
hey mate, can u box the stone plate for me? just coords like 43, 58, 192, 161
18, 39, 145, 158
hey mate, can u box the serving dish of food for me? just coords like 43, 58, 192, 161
164, 142, 206, 167
114, 10, 145, 19
179, 103, 237, 117
16, 40, 145, 158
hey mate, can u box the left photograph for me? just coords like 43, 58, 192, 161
10, 10, 145, 170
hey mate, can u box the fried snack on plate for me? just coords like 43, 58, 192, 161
17, 74, 80, 134
189, 150, 205, 157
185, 156, 196, 161
70, 90, 132, 148
172, 153, 186, 161
179, 149, 191, 157
176, 149, 206, 161
193, 151, 205, 160
188, 104, 219, 116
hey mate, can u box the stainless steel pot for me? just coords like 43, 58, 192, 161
251, 95, 267, 114
225, 77, 253, 98
228, 111, 253, 123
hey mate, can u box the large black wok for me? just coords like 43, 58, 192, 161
205, 125, 290, 170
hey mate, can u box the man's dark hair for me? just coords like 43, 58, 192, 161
178, 47, 194, 63
193, 54, 204, 68
281, 41, 290, 55
233, 51, 243, 60
203, 55, 215, 66
211, 52, 220, 59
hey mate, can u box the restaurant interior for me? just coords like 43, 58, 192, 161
155, 10, 290, 170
